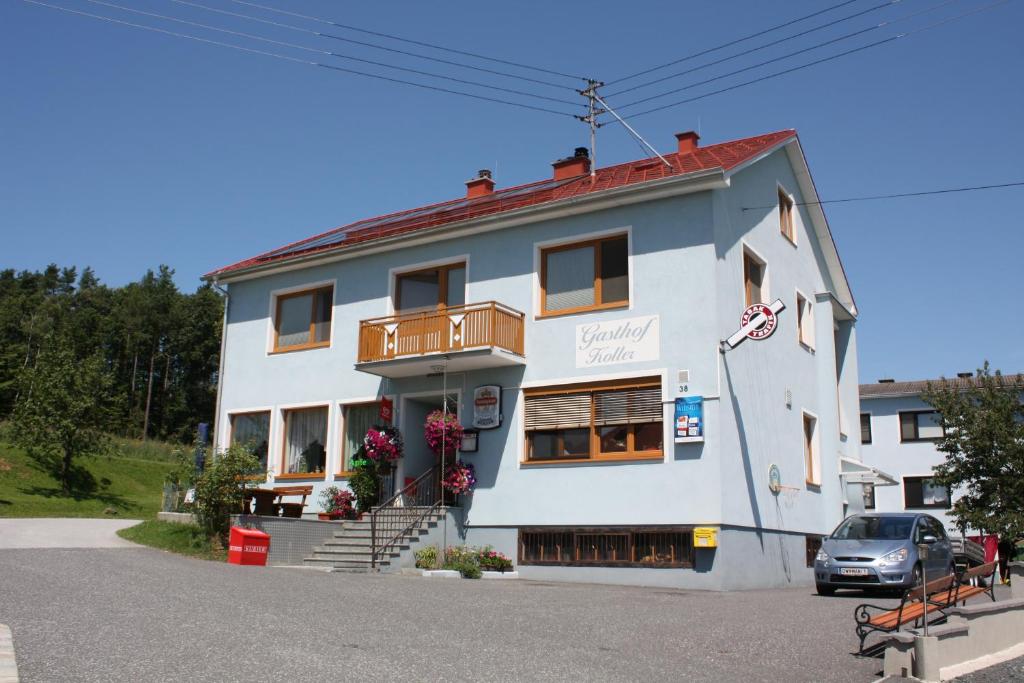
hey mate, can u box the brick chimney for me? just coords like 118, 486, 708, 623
465, 169, 494, 199
552, 147, 591, 180
675, 131, 700, 155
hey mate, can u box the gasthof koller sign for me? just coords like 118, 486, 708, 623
575, 315, 659, 368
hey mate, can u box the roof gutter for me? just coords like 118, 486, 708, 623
205, 167, 729, 284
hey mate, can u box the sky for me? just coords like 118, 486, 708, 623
2, 0, 1022, 383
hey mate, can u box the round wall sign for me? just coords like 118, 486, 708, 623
740, 303, 779, 341
768, 464, 782, 494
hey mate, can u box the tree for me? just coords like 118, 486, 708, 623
924, 363, 1024, 539
192, 444, 260, 544
9, 343, 114, 494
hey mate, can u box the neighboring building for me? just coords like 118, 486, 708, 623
859, 375, 985, 535
206, 128, 872, 590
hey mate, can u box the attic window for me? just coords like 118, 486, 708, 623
779, 187, 795, 244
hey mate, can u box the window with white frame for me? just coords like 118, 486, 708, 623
281, 406, 328, 475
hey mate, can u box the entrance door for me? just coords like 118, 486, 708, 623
399, 394, 458, 488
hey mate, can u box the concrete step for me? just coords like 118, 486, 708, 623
304, 558, 386, 570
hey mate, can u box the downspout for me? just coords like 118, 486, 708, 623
210, 279, 230, 454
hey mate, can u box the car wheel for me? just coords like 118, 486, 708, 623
910, 563, 923, 587
816, 583, 836, 596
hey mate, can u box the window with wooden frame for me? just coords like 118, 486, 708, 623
903, 476, 951, 509
540, 234, 628, 316
394, 262, 466, 314
796, 291, 814, 349
899, 410, 944, 442
743, 249, 766, 307
337, 402, 379, 476
523, 378, 663, 464
779, 187, 795, 243
230, 411, 271, 472
273, 286, 333, 352
519, 527, 693, 568
860, 413, 872, 444
803, 412, 820, 486
280, 406, 328, 477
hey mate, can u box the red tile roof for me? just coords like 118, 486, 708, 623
207, 129, 796, 278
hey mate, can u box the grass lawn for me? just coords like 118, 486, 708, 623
0, 440, 178, 518
117, 520, 226, 561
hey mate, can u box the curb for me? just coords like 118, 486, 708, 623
0, 624, 19, 683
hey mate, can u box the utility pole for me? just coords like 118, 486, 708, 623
577, 79, 604, 175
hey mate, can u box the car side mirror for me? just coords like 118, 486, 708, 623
921, 534, 938, 544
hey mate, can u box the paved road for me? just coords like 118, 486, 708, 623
0, 545, 891, 682
0, 518, 139, 549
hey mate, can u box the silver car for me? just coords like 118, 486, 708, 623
814, 513, 955, 595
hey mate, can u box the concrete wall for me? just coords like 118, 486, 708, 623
215, 145, 859, 589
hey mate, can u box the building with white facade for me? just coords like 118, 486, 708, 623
206, 128, 874, 589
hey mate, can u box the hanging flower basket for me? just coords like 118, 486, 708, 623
424, 410, 464, 457
442, 460, 476, 495
363, 425, 404, 464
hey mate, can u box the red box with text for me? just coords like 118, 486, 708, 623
227, 526, 270, 566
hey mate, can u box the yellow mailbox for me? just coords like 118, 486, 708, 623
693, 527, 718, 549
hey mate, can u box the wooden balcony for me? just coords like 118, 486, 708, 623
355, 301, 526, 378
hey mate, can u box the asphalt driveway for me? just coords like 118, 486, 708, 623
0, 541, 893, 682
0, 518, 139, 549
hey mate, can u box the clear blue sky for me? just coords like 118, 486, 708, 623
2, 0, 1022, 383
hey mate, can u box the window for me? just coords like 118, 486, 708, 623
339, 403, 379, 475
523, 378, 662, 463
899, 410, 944, 442
540, 234, 628, 315
779, 187, 795, 243
230, 411, 271, 471
796, 292, 814, 348
803, 412, 820, 486
273, 286, 333, 352
395, 262, 465, 313
743, 250, 766, 307
281, 406, 328, 476
904, 476, 951, 509
519, 527, 693, 567
863, 483, 876, 509
860, 413, 872, 444
805, 535, 822, 568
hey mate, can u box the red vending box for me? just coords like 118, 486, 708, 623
227, 526, 270, 566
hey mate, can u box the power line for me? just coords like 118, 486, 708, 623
604, 0, 865, 87
604, 0, 905, 98
741, 181, 1024, 210
230, 0, 588, 82
169, 0, 577, 91
78, 0, 584, 108
610, 0, 964, 112
20, 0, 579, 118
608, 0, 1011, 121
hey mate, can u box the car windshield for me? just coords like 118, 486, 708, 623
831, 516, 913, 540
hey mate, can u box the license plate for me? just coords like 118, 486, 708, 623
840, 568, 870, 576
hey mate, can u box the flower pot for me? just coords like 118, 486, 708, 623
317, 512, 332, 521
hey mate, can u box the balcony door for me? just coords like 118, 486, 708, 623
395, 262, 465, 314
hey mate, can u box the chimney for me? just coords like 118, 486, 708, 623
957, 372, 973, 379
675, 131, 700, 155
552, 147, 591, 180
878, 378, 895, 383
465, 169, 494, 199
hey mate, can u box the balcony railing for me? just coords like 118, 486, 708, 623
357, 301, 525, 364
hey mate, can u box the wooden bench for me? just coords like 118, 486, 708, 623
954, 560, 999, 605
855, 573, 957, 654
272, 486, 313, 518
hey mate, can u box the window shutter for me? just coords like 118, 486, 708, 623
524, 393, 591, 431
593, 387, 662, 426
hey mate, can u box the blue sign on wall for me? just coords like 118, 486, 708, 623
674, 396, 704, 443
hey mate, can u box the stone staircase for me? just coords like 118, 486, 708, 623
303, 508, 444, 572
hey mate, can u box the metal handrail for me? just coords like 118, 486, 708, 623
369, 465, 442, 569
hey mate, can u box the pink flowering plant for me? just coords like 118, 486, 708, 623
318, 486, 358, 520
424, 410, 464, 457
363, 424, 404, 464
477, 546, 513, 573
441, 460, 476, 495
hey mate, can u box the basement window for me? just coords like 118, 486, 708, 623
519, 527, 693, 567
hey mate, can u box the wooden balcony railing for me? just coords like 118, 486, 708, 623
357, 301, 525, 363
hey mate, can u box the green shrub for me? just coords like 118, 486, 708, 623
442, 545, 482, 578
192, 444, 260, 544
414, 545, 439, 569
348, 450, 380, 514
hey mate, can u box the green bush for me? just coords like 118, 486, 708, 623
414, 545, 439, 569
348, 451, 381, 514
192, 444, 260, 544
442, 545, 482, 578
